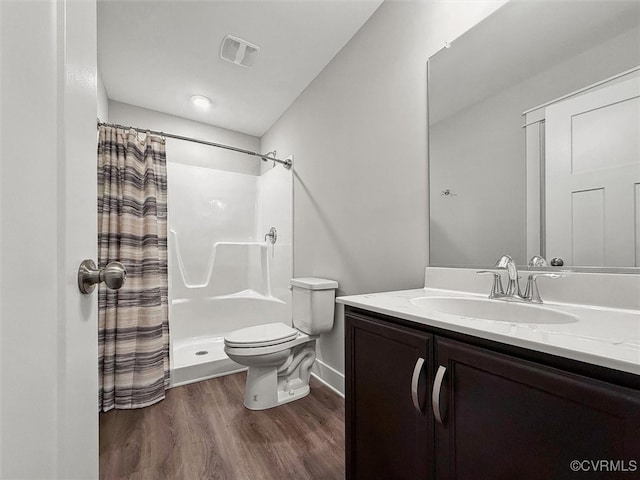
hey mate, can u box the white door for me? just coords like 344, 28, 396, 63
545, 77, 640, 267
0, 1, 98, 478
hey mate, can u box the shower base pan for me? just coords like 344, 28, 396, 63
171, 336, 245, 388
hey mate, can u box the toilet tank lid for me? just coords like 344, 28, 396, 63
290, 277, 338, 290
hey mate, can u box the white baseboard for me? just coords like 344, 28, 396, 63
311, 360, 345, 398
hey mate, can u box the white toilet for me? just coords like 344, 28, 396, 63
224, 277, 338, 410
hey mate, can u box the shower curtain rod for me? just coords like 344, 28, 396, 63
97, 120, 292, 170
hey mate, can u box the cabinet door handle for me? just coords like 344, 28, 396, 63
432, 365, 447, 425
411, 357, 425, 413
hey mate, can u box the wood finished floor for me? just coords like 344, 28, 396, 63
99, 372, 345, 480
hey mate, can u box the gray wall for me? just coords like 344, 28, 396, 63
430, 83, 527, 266
108, 101, 261, 175
261, 0, 506, 392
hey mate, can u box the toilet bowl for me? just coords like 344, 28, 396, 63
224, 277, 338, 410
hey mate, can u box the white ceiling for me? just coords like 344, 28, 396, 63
98, 0, 383, 137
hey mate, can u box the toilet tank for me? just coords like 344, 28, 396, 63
291, 277, 338, 335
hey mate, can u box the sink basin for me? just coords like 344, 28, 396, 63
410, 296, 578, 324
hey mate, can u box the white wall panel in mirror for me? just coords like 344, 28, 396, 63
571, 98, 639, 174
545, 78, 640, 267
571, 189, 604, 267
428, 0, 640, 269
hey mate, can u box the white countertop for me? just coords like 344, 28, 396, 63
337, 288, 640, 376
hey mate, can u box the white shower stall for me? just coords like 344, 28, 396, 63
167, 161, 292, 386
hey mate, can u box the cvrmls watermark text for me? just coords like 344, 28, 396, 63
570, 460, 637, 473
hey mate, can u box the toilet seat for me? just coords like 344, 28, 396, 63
224, 322, 299, 348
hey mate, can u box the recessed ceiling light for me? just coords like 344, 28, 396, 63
190, 94, 212, 108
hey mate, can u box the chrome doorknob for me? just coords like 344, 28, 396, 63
78, 259, 127, 294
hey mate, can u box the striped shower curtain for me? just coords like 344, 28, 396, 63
98, 125, 170, 411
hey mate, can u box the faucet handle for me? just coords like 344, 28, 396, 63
523, 273, 561, 303
477, 270, 504, 298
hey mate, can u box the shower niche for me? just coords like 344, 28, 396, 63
168, 161, 292, 386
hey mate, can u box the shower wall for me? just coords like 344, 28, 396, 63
168, 162, 292, 385
168, 162, 291, 329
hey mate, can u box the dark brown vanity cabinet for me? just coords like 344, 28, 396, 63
346, 308, 640, 480
345, 311, 434, 480
434, 337, 640, 479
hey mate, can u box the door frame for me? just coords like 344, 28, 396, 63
0, 1, 98, 477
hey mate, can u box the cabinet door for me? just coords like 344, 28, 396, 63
346, 312, 434, 480
434, 337, 640, 479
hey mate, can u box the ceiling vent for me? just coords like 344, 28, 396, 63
220, 35, 260, 68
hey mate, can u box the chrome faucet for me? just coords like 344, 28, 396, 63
494, 254, 521, 298
477, 255, 561, 303
476, 255, 520, 300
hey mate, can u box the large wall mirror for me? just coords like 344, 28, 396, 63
428, 0, 640, 269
